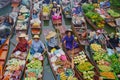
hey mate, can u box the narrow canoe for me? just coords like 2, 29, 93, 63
30, 1, 42, 35
95, 8, 116, 27
43, 29, 80, 80
0, 12, 18, 79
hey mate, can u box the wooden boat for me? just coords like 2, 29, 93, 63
61, 0, 72, 18
71, 16, 89, 46
30, 0, 42, 35
15, 3, 31, 35
24, 1, 44, 79
95, 8, 116, 27
53, 25, 100, 80
43, 29, 80, 80
0, 12, 18, 79
11, 0, 21, 7
2, 42, 29, 80
0, 0, 11, 9
24, 33, 44, 80
51, 4, 62, 26
42, 4, 51, 20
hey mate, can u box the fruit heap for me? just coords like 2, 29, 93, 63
91, 43, 117, 79
77, 62, 94, 72
73, 51, 87, 64
107, 9, 120, 18
43, 4, 51, 16
85, 11, 105, 28
82, 3, 95, 13
100, 72, 115, 79
83, 71, 95, 80
3, 58, 26, 79
109, 54, 120, 74
74, 51, 95, 80
90, 44, 102, 52
82, 3, 105, 28
25, 59, 43, 79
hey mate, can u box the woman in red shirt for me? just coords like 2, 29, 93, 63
13, 33, 29, 52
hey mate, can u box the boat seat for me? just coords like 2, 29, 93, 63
67, 48, 81, 55
0, 51, 7, 61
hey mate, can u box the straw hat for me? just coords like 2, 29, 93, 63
53, 1, 56, 3
33, 35, 40, 39
65, 29, 73, 34
57, 5, 60, 7
46, 31, 56, 39
19, 33, 27, 38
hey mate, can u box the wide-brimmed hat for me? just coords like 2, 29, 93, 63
65, 29, 73, 34
53, 1, 56, 3
46, 31, 56, 39
19, 33, 27, 38
57, 5, 60, 7
33, 35, 40, 39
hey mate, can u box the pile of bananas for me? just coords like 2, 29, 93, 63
90, 44, 102, 52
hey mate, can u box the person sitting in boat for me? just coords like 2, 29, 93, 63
3, 16, 13, 26
62, 29, 79, 50
90, 30, 104, 44
52, 8, 62, 20
33, 0, 43, 11
104, 0, 111, 8
100, 0, 110, 8
72, 3, 83, 16
30, 35, 45, 55
46, 31, 60, 52
32, 9, 38, 19
53, 1, 57, 8
13, 33, 29, 53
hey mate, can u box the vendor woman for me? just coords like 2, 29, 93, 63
62, 29, 79, 50
46, 31, 60, 52
30, 35, 45, 55
72, 3, 83, 15
13, 33, 29, 53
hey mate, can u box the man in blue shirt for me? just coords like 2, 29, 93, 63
30, 35, 45, 55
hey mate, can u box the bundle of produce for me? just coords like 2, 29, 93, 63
100, 72, 116, 79
25, 59, 43, 79
77, 62, 94, 72
85, 11, 105, 28
74, 51, 87, 64
83, 71, 95, 80
109, 54, 120, 74
82, 3, 95, 13
42, 4, 51, 16
91, 44, 117, 79
90, 44, 102, 52
74, 51, 95, 80
110, 0, 120, 7
107, 9, 120, 18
